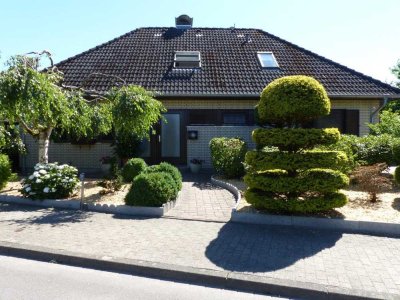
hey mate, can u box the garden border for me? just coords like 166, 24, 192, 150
0, 194, 177, 217
211, 176, 400, 237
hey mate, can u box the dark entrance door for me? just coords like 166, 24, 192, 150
149, 111, 186, 165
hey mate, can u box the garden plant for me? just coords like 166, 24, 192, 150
244, 75, 349, 213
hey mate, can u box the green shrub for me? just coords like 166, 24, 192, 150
143, 162, 182, 192
125, 172, 177, 207
357, 134, 399, 165
0, 154, 12, 190
121, 158, 147, 182
252, 128, 340, 151
257, 75, 330, 126
245, 150, 348, 172
245, 168, 349, 194
244, 189, 347, 213
368, 110, 400, 137
21, 163, 79, 199
209, 137, 247, 178
394, 166, 400, 185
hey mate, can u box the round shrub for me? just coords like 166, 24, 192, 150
125, 172, 177, 207
143, 162, 182, 191
209, 137, 247, 178
21, 163, 80, 199
257, 76, 330, 126
0, 154, 12, 190
121, 158, 147, 182
394, 166, 400, 185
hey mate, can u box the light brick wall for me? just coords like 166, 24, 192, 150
21, 134, 113, 174
187, 125, 257, 168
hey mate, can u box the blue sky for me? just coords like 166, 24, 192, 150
1, 0, 399, 84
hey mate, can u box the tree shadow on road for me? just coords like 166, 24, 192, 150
205, 222, 342, 272
0, 202, 91, 227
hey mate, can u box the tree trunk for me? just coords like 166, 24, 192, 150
38, 127, 53, 164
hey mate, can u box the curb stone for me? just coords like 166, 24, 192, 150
0, 241, 397, 300
0, 194, 177, 217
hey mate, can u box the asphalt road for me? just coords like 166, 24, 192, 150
0, 255, 284, 300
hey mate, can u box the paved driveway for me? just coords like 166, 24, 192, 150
165, 172, 236, 222
0, 203, 399, 296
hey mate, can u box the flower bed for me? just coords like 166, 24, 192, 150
214, 175, 400, 224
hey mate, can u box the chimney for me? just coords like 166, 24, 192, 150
175, 14, 193, 29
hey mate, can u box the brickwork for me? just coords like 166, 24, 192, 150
187, 125, 257, 168
21, 98, 381, 171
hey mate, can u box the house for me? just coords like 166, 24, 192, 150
20, 15, 400, 173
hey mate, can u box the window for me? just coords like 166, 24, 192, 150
313, 109, 360, 135
174, 51, 201, 69
257, 52, 279, 68
223, 113, 247, 125
189, 110, 218, 125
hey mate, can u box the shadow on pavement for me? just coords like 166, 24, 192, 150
205, 222, 342, 272
0, 202, 91, 227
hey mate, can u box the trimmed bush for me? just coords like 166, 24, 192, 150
209, 137, 247, 178
21, 163, 79, 199
245, 168, 349, 194
125, 172, 177, 207
252, 128, 340, 151
245, 150, 348, 172
244, 189, 348, 213
121, 158, 147, 182
257, 76, 330, 126
357, 134, 400, 165
245, 76, 348, 213
0, 154, 12, 190
394, 166, 400, 185
143, 162, 182, 192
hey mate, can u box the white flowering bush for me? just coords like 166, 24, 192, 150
21, 163, 79, 199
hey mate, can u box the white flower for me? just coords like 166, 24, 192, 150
33, 171, 40, 177
25, 187, 31, 192
39, 170, 47, 175
52, 188, 56, 192
29, 175, 34, 180
43, 187, 50, 193
36, 179, 42, 183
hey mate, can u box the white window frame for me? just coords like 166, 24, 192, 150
257, 51, 279, 68
174, 51, 201, 69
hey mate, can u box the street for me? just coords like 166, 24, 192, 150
0, 255, 283, 300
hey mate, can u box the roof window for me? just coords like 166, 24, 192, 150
257, 52, 279, 68
174, 51, 201, 69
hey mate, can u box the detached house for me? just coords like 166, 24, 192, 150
20, 15, 400, 173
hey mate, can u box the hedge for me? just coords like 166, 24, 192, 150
245, 150, 348, 172
245, 168, 349, 193
121, 158, 147, 182
209, 137, 247, 178
143, 162, 182, 192
252, 128, 340, 151
257, 76, 330, 126
0, 154, 12, 190
394, 166, 400, 185
244, 189, 348, 213
125, 172, 177, 207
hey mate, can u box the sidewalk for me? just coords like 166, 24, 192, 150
0, 203, 399, 299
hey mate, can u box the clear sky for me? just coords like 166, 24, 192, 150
1, 0, 399, 84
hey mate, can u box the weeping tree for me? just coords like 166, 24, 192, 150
0, 52, 165, 164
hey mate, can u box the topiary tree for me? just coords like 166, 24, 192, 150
121, 158, 147, 182
244, 75, 349, 213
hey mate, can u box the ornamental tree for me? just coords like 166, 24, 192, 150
0, 52, 165, 164
244, 76, 349, 213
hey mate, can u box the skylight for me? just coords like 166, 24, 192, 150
174, 51, 201, 69
257, 52, 279, 68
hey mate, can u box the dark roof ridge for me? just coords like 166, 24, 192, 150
256, 29, 400, 95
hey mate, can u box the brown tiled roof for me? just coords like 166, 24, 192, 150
56, 27, 400, 98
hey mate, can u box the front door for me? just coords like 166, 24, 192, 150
149, 112, 186, 165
